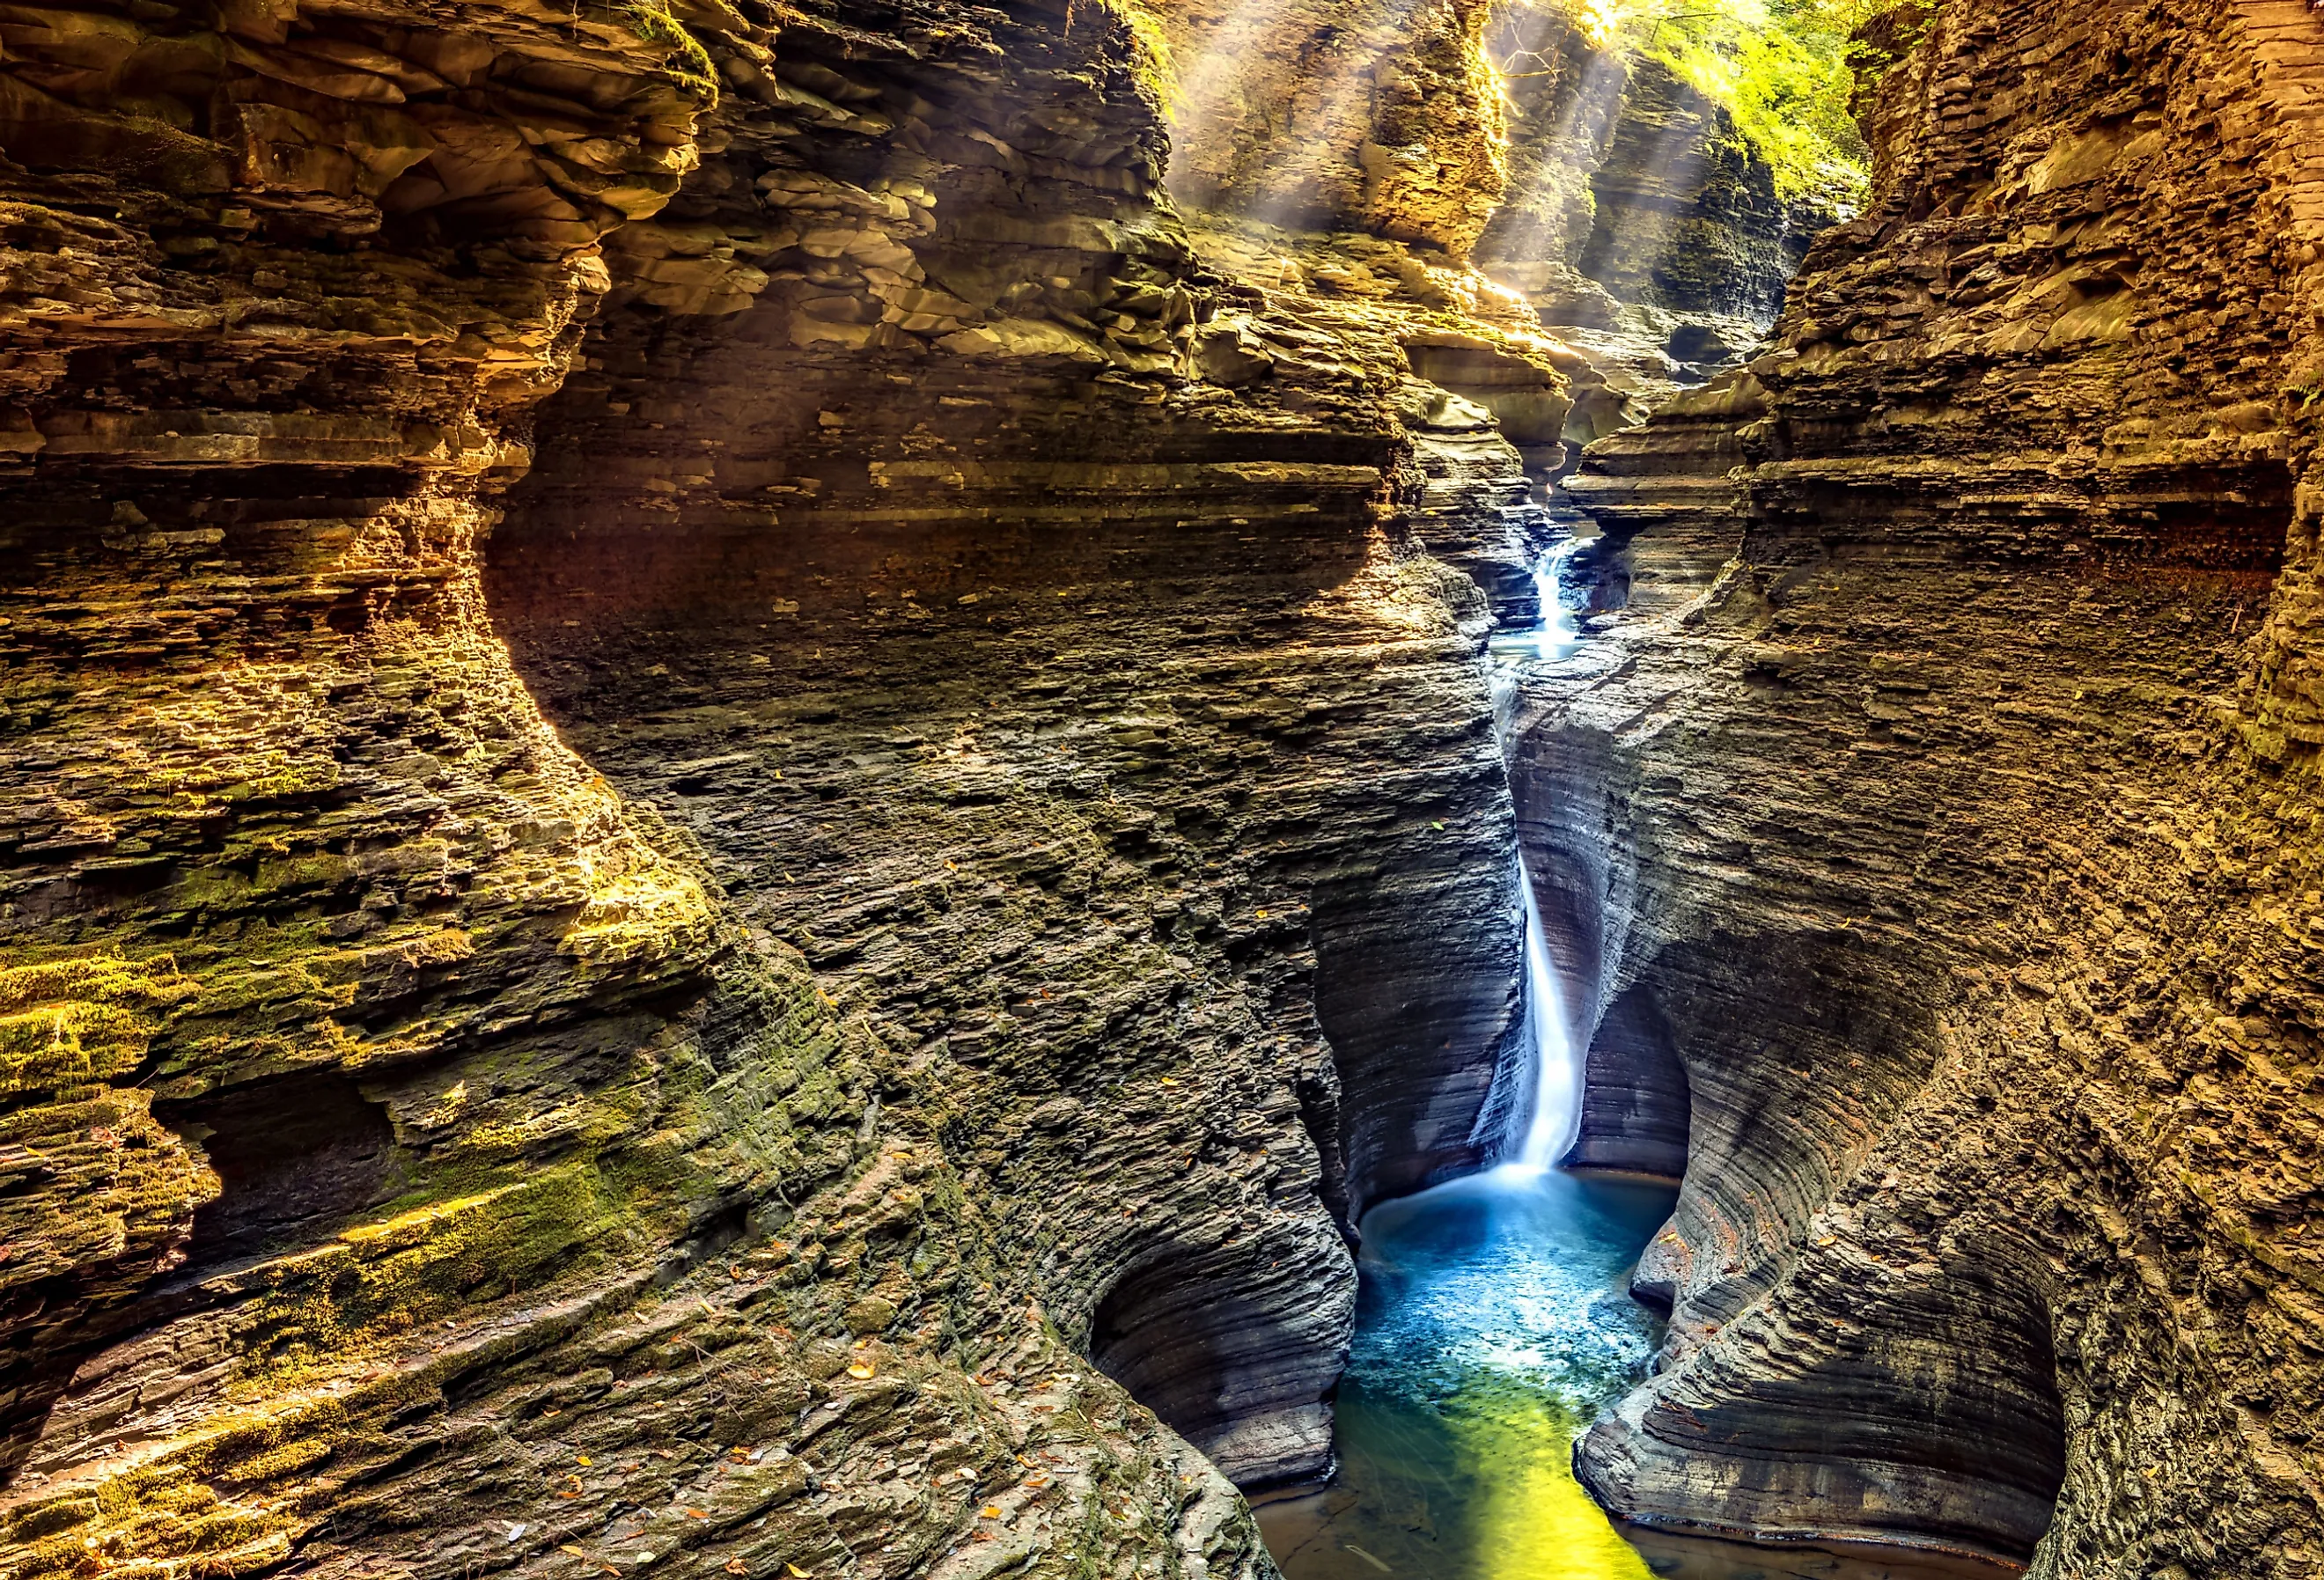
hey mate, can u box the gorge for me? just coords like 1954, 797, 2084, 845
4, 1, 2324, 1579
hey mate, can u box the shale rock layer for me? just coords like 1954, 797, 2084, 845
1540, 0, 2324, 1574
0, 0, 1557, 1575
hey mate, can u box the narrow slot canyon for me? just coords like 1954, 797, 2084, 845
3, 2, 2323, 1580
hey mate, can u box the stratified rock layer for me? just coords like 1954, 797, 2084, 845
1146, 0, 1507, 255
1474, 8, 1828, 407
0, 0, 1562, 1576
1538, 0, 2324, 1574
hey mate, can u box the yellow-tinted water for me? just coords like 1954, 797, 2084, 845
1254, 1167, 2013, 1580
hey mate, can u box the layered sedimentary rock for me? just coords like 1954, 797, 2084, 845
1144, 0, 1507, 255
1531, 0, 2324, 1573
1143, 0, 1817, 412
20, 0, 2324, 1574
1475, 5, 1827, 402
0, 0, 738, 1488
0, 0, 1574, 1575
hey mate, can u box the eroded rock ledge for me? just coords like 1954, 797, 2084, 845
1525, 0, 2324, 1573
11, 0, 2324, 1576
0, 0, 1584, 1573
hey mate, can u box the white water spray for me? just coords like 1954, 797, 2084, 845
1531, 538, 1587, 662
1509, 860, 1580, 1172
1482, 537, 1590, 1176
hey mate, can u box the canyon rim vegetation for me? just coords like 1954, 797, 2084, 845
2, 0, 2322, 1578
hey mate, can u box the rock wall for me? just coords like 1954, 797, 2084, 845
20, 0, 2324, 1574
0, 0, 740, 1491
1144, 0, 1507, 256
1475, 6, 1826, 399
1534, 0, 2324, 1572
0, 0, 1564, 1576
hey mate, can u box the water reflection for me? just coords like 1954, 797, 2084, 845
1254, 1168, 2015, 1580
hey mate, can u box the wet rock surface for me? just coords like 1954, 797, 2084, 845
8, 0, 2324, 1576
0, 0, 1576, 1573
1528, 0, 2324, 1573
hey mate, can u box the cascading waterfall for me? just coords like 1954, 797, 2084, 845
1510, 862, 1581, 1171
1260, 533, 1692, 1580
1532, 537, 1587, 662
1494, 536, 1586, 1172
1269, 523, 1933, 1578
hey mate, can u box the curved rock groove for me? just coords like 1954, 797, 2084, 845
4, 0, 2324, 1577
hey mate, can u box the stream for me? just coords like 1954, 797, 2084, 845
1254, 549, 2013, 1580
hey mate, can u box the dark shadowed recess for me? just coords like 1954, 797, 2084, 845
1088, 1240, 1349, 1490
153, 1069, 404, 1275
1309, 865, 1525, 1219
1569, 982, 1688, 1177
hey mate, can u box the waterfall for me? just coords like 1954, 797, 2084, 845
1530, 538, 1587, 663
1510, 859, 1580, 1170
1489, 536, 1586, 1173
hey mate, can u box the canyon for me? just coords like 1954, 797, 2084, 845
2, 1, 2322, 1579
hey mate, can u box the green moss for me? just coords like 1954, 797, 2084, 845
1106, 0, 1182, 116
611, 0, 718, 92
1549, 0, 1901, 205
0, 954, 196, 1096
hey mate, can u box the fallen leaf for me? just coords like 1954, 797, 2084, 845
846, 1363, 875, 1379
787, 1566, 812, 1577
725, 1562, 748, 1576
1158, 1077, 1178, 1088
980, 1506, 1003, 1519
544, 1407, 563, 1417
577, 1455, 592, 1466
559, 1547, 589, 1561
685, 1510, 710, 1520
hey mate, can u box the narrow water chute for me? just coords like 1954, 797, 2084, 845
1511, 861, 1580, 1170
1533, 538, 1586, 661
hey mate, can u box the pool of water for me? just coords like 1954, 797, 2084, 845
1254, 1166, 2012, 1580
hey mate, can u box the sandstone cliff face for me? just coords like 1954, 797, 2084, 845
0, 0, 739, 1488
1475, 6, 1825, 408
1145, 0, 1507, 256
0, 0, 1570, 1575
1141, 0, 1814, 399
1539, 0, 2324, 1573
18, 0, 2324, 1575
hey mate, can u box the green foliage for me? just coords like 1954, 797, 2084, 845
1092, 0, 1183, 116
1585, 0, 1919, 207
614, 0, 717, 91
